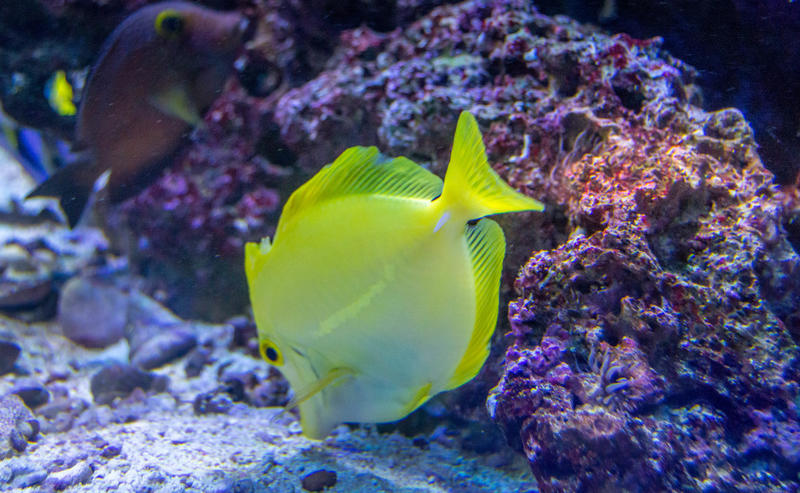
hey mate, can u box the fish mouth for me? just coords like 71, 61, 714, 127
189, 10, 250, 58
238, 17, 255, 46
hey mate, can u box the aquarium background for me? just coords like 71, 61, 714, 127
0, 0, 798, 492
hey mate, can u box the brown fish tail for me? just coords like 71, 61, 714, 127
26, 160, 99, 228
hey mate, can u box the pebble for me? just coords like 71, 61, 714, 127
10, 380, 50, 408
124, 290, 199, 369
90, 364, 169, 405
100, 444, 122, 458
0, 340, 20, 375
45, 461, 92, 490
129, 324, 197, 370
232, 478, 256, 493
184, 346, 213, 378
301, 469, 337, 492
126, 289, 182, 327
193, 387, 234, 415
0, 459, 48, 489
36, 396, 89, 434
58, 276, 127, 348
36, 396, 88, 420
228, 315, 257, 348
0, 276, 52, 309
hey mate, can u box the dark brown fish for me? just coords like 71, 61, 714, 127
28, 1, 248, 227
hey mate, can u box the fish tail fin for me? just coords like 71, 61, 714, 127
439, 111, 543, 221
26, 159, 98, 228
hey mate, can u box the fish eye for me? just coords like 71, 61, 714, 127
259, 339, 284, 366
155, 10, 185, 38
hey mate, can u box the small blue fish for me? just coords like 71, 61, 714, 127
0, 101, 69, 183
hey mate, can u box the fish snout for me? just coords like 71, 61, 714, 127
238, 17, 255, 46
189, 10, 248, 57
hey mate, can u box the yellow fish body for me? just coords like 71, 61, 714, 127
245, 111, 543, 439
45, 70, 77, 117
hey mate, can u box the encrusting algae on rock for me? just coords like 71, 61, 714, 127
245, 111, 543, 439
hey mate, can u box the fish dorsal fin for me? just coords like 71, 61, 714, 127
277, 146, 443, 235
244, 237, 272, 288
445, 217, 505, 389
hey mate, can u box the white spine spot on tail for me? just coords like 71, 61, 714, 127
434, 210, 451, 233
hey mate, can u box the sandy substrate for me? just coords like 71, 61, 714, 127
0, 140, 535, 493
1, 316, 536, 493
10, 406, 535, 492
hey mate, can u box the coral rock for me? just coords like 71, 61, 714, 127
0, 395, 39, 459
478, 1, 800, 490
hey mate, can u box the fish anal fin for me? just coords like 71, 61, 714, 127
445, 218, 505, 390
440, 111, 543, 221
400, 382, 433, 417
277, 147, 443, 236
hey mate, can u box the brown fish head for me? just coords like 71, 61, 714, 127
72, 1, 250, 207
29, 1, 251, 227
144, 2, 250, 108
153, 2, 248, 62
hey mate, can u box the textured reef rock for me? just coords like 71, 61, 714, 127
445, 3, 800, 492
159, 0, 797, 490
0, 395, 39, 458
121, 83, 284, 319
121, 4, 800, 489
3, 1, 799, 490
535, 0, 800, 185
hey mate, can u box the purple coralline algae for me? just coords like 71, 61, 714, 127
21, 0, 799, 489
444, 3, 800, 492
535, 0, 800, 185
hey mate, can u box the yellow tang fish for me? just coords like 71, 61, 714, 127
245, 111, 543, 439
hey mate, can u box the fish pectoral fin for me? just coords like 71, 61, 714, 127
148, 84, 204, 127
285, 366, 355, 411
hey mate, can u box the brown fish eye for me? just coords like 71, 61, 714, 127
155, 10, 185, 38
259, 339, 284, 366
